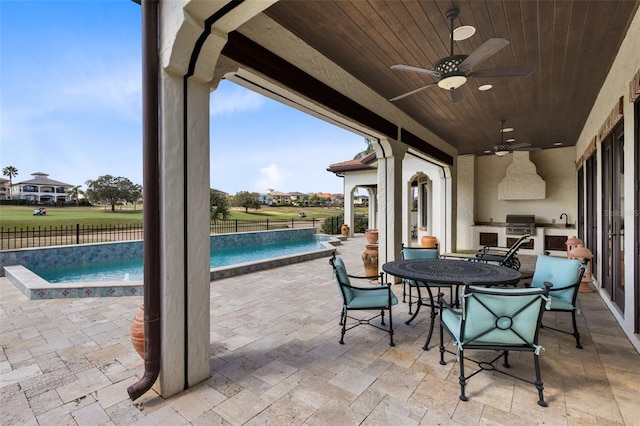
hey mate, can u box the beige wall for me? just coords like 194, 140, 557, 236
472, 146, 577, 225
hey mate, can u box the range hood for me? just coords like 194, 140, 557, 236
497, 152, 546, 200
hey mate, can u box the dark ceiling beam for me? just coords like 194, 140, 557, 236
222, 31, 454, 166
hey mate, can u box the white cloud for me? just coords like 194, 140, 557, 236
210, 88, 265, 116
256, 163, 287, 192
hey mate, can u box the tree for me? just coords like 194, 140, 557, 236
233, 191, 261, 213
2, 166, 18, 198
84, 175, 140, 211
67, 185, 84, 205
121, 181, 142, 210
353, 137, 375, 159
210, 188, 230, 222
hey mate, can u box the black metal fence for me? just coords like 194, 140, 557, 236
209, 218, 320, 234
1, 218, 322, 250
0, 224, 145, 250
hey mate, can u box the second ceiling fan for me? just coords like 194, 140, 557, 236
389, 8, 534, 103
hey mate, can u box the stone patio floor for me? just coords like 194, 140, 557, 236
1, 235, 639, 425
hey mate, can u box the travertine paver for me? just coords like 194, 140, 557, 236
1, 235, 640, 425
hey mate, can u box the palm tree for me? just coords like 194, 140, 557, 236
353, 138, 375, 160
2, 166, 18, 199
67, 185, 83, 205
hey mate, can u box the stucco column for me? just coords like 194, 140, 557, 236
156, 4, 231, 397
367, 187, 377, 229
343, 182, 355, 236
156, 69, 211, 397
375, 139, 407, 270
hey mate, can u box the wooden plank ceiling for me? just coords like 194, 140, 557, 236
262, 0, 638, 156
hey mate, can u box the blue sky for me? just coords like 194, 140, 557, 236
1, 1, 366, 195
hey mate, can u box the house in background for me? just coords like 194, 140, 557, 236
0, 178, 9, 200
10, 172, 73, 204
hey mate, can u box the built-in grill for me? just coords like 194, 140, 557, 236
505, 215, 536, 235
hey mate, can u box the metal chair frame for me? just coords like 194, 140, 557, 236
528, 255, 588, 349
476, 235, 531, 271
399, 244, 450, 350
439, 284, 551, 407
330, 254, 397, 346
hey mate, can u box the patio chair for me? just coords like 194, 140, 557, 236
439, 284, 552, 407
527, 254, 587, 348
475, 235, 531, 271
330, 254, 398, 346
400, 244, 447, 350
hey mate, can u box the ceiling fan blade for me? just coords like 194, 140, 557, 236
450, 87, 463, 103
459, 38, 509, 72
509, 142, 531, 150
390, 64, 440, 77
389, 83, 437, 101
514, 146, 541, 151
467, 65, 536, 78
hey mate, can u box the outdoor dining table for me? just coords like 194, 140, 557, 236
382, 258, 522, 350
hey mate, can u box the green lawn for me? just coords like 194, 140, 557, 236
0, 205, 144, 228
0, 205, 353, 229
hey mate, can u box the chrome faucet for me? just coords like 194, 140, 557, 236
560, 213, 568, 228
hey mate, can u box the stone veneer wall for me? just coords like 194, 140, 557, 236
0, 228, 319, 274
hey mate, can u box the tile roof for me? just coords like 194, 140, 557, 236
326, 152, 377, 173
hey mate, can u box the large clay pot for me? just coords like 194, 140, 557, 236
341, 224, 350, 236
130, 305, 145, 359
421, 235, 438, 249
365, 229, 379, 244
362, 244, 379, 276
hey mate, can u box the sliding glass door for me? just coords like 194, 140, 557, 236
601, 122, 625, 311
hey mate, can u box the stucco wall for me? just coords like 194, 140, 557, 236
473, 147, 577, 225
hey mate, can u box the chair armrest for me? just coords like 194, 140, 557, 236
347, 271, 384, 283
546, 282, 580, 293
437, 291, 458, 313
478, 246, 510, 255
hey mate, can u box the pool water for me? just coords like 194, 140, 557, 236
36, 239, 327, 284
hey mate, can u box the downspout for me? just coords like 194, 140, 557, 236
128, 0, 161, 401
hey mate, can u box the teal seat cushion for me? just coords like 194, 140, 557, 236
548, 297, 575, 311
530, 255, 583, 304
347, 288, 399, 309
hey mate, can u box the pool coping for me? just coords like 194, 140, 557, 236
3, 237, 341, 299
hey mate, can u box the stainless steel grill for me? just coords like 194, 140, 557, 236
505, 215, 536, 235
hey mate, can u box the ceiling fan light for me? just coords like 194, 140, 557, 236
452, 25, 476, 41
494, 144, 509, 156
438, 75, 467, 90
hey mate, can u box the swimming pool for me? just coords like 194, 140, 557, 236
36, 238, 331, 283
1, 229, 340, 299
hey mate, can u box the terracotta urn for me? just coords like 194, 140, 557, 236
364, 229, 379, 244
130, 305, 145, 358
362, 244, 379, 276
341, 224, 350, 236
421, 235, 438, 249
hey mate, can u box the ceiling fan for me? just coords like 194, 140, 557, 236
389, 8, 535, 103
485, 119, 540, 156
